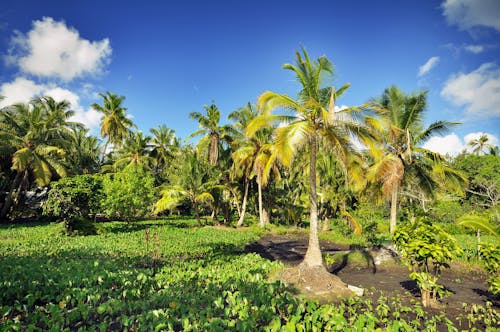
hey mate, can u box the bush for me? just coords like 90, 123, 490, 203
43, 174, 103, 233
480, 242, 500, 295
101, 166, 155, 221
393, 218, 462, 308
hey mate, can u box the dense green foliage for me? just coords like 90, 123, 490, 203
101, 166, 155, 221
480, 242, 500, 295
43, 174, 103, 233
393, 218, 462, 307
453, 154, 500, 208
1, 221, 498, 331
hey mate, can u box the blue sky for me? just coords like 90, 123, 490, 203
1, 0, 499, 155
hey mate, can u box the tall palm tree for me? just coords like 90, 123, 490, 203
366, 86, 462, 233
233, 126, 279, 227
0, 101, 69, 219
229, 103, 259, 226
468, 134, 492, 156
189, 103, 231, 166
91, 92, 136, 165
248, 48, 372, 267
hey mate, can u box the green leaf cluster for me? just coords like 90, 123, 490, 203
101, 166, 155, 221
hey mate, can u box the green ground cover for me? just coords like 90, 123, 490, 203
0, 219, 498, 331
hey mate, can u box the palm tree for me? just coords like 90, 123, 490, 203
67, 127, 101, 174
189, 103, 231, 166
154, 149, 219, 224
366, 86, 462, 233
229, 103, 259, 226
233, 126, 279, 227
468, 134, 493, 156
111, 131, 154, 170
150, 125, 179, 182
248, 48, 372, 267
91, 92, 136, 165
0, 101, 69, 219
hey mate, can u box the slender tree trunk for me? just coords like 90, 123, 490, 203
100, 138, 110, 166
390, 185, 399, 234
192, 199, 201, 225
236, 178, 249, 227
0, 172, 22, 221
302, 135, 323, 267
258, 174, 265, 228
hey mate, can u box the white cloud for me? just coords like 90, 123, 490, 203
0, 77, 101, 130
442, 0, 500, 32
464, 132, 499, 147
464, 44, 485, 54
0, 77, 45, 107
441, 63, 500, 118
423, 132, 499, 156
418, 56, 440, 77
423, 133, 465, 156
70, 107, 101, 130
7, 17, 111, 81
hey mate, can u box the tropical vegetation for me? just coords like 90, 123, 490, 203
0, 48, 499, 330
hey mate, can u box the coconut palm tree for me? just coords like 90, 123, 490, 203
66, 127, 101, 174
150, 125, 179, 183
233, 126, 279, 227
366, 86, 462, 233
189, 103, 231, 166
247, 48, 372, 267
0, 101, 69, 219
91, 92, 136, 165
468, 134, 493, 156
112, 131, 154, 170
154, 148, 219, 224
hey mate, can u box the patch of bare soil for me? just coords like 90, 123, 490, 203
245, 234, 499, 319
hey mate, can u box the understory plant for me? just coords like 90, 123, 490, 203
43, 174, 103, 234
480, 242, 500, 295
393, 217, 462, 308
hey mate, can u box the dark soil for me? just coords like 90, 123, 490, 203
245, 234, 499, 322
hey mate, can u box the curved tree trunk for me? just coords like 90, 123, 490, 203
257, 174, 265, 228
302, 135, 323, 267
236, 178, 249, 227
390, 185, 398, 234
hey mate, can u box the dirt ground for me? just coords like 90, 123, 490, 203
245, 234, 499, 321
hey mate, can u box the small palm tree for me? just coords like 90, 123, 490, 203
468, 134, 493, 156
92, 92, 136, 165
112, 131, 154, 170
189, 103, 231, 166
155, 149, 219, 224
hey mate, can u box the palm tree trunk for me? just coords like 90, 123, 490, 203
0, 172, 22, 221
390, 185, 399, 234
302, 135, 323, 267
236, 178, 249, 227
258, 174, 265, 228
100, 138, 110, 166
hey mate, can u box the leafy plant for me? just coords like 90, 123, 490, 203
480, 242, 500, 295
101, 165, 155, 221
393, 217, 462, 308
43, 174, 103, 233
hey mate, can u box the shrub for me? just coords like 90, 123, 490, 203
43, 174, 103, 234
393, 218, 462, 308
480, 242, 500, 295
101, 166, 155, 221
